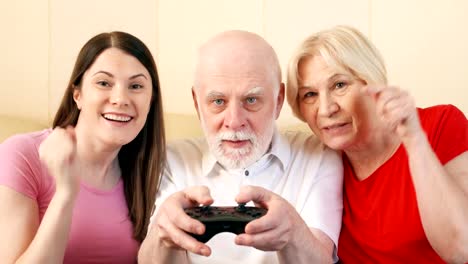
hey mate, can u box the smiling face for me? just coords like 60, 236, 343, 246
297, 55, 376, 151
73, 47, 153, 148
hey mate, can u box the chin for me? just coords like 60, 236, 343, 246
104, 134, 136, 147
215, 146, 261, 169
321, 136, 351, 151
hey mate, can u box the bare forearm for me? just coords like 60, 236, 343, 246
277, 226, 333, 264
138, 228, 189, 264
405, 135, 468, 262
16, 191, 76, 263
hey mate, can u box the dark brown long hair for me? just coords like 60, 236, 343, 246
53, 31, 165, 242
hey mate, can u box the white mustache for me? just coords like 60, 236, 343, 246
216, 131, 254, 142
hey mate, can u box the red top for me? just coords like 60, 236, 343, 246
338, 105, 468, 263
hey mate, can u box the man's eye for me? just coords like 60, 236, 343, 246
213, 99, 224, 106
246, 97, 257, 104
304, 91, 317, 98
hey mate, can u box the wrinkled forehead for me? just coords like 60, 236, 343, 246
195, 59, 279, 97
197, 68, 276, 97
298, 55, 353, 84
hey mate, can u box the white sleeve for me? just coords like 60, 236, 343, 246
148, 146, 186, 228
302, 146, 343, 262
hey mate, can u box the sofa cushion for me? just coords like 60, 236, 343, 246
0, 115, 48, 143
0, 113, 311, 143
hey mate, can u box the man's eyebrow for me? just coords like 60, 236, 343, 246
299, 86, 312, 90
206, 91, 225, 99
244, 86, 265, 96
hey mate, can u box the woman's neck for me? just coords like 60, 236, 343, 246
74, 124, 122, 189
345, 126, 401, 181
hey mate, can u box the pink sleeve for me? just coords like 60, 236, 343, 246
0, 133, 44, 199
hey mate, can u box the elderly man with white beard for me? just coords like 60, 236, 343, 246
139, 30, 343, 264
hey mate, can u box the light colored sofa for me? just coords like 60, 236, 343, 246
0, 113, 205, 143
0, 113, 309, 143
0, 115, 49, 143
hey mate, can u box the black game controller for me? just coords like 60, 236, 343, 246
184, 203, 267, 243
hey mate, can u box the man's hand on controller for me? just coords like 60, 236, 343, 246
152, 186, 213, 256
235, 185, 310, 252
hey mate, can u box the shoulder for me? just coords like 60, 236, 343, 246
167, 137, 208, 157
279, 130, 341, 167
418, 105, 468, 164
280, 130, 334, 156
0, 129, 51, 158
166, 137, 208, 166
418, 104, 467, 125
418, 104, 467, 137
0, 129, 51, 198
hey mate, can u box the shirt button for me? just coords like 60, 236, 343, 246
244, 170, 249, 176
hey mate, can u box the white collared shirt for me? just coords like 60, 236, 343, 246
153, 129, 343, 264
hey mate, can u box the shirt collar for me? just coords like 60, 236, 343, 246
201, 127, 291, 177
268, 128, 291, 169
202, 142, 218, 176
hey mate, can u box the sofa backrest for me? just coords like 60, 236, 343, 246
0, 113, 311, 143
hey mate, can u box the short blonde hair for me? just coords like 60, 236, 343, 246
287, 25, 388, 121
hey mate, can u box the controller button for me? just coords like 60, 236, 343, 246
236, 203, 247, 212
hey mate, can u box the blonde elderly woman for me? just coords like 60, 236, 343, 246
286, 25, 468, 263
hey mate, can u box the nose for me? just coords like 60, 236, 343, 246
223, 102, 247, 131
109, 84, 130, 107
317, 93, 339, 117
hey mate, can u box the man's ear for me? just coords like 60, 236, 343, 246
192, 87, 201, 120
73, 86, 82, 110
274, 83, 285, 119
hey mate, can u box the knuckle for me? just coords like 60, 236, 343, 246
172, 234, 181, 246
188, 221, 200, 233
156, 219, 165, 230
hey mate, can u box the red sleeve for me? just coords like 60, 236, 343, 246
0, 133, 43, 199
419, 104, 468, 165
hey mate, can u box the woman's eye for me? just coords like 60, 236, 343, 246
213, 99, 224, 106
246, 97, 257, 104
97, 81, 110, 87
335, 82, 347, 89
131, 84, 143, 89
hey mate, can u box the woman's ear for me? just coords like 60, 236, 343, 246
73, 86, 82, 110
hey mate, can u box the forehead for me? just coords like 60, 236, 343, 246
87, 48, 148, 75
197, 61, 277, 94
298, 56, 349, 86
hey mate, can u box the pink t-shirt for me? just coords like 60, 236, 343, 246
0, 129, 139, 263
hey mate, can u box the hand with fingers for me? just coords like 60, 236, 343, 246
234, 185, 309, 252
38, 126, 81, 198
364, 85, 425, 144
152, 185, 214, 257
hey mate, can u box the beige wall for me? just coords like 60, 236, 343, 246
1, 0, 467, 127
